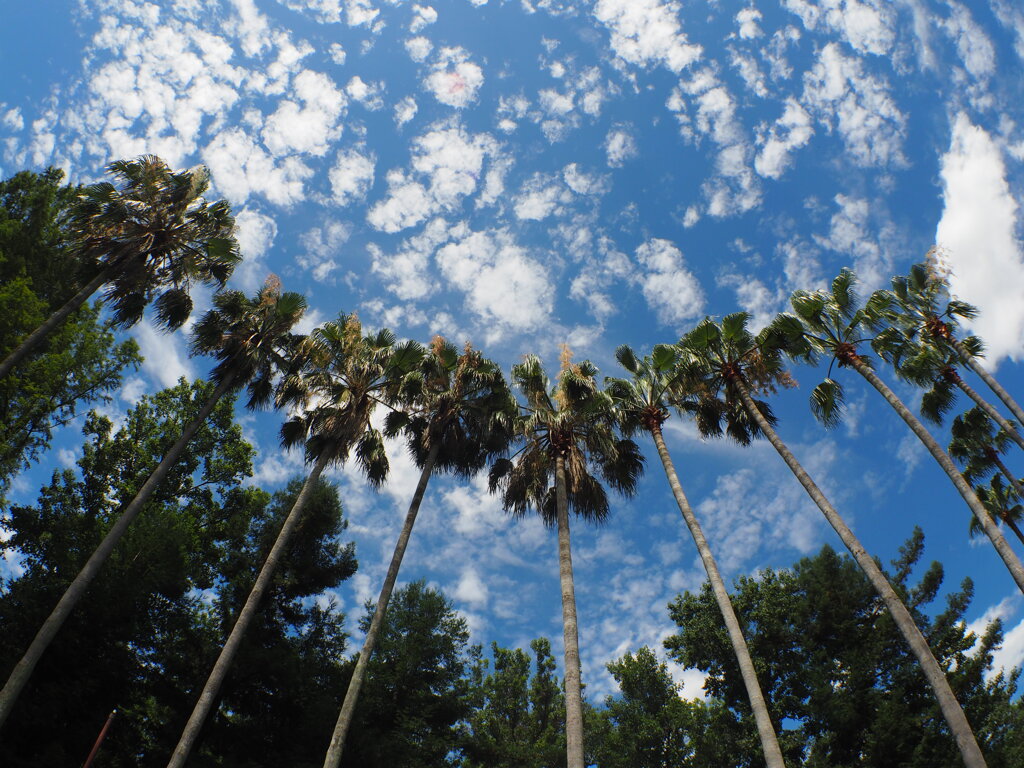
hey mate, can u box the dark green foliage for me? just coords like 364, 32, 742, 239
0, 168, 140, 494
664, 534, 1023, 767
459, 638, 566, 767
342, 582, 471, 767
0, 381, 254, 767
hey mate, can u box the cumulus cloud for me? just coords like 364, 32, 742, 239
405, 35, 433, 62
232, 208, 279, 291
262, 69, 346, 155
513, 173, 574, 220
345, 75, 385, 110
634, 239, 706, 326
755, 98, 813, 178
410, 3, 438, 32
782, 0, 894, 55
593, 0, 702, 73
941, 1, 996, 78
736, 8, 763, 39
605, 125, 638, 167
203, 127, 313, 206
298, 219, 350, 282
424, 47, 484, 108
369, 216, 452, 300
936, 114, 1024, 365
802, 43, 905, 168
435, 227, 553, 338
329, 147, 375, 206
394, 95, 418, 126
367, 123, 501, 232
814, 194, 896, 290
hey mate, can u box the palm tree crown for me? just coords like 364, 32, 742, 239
69, 155, 240, 331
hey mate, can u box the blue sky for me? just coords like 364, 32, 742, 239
2, 0, 1024, 700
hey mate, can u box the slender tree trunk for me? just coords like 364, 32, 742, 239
850, 358, 1024, 595
0, 373, 236, 731
323, 442, 441, 768
952, 337, 1024, 428
0, 266, 113, 380
554, 453, 585, 768
733, 377, 988, 768
649, 425, 787, 768
955, 377, 1024, 451
993, 459, 1024, 500
1006, 518, 1024, 550
167, 451, 332, 768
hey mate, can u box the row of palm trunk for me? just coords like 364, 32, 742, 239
1, 156, 1022, 767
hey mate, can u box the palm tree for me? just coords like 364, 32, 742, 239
877, 258, 1024, 428
972, 475, 1024, 548
322, 337, 516, 767
875, 331, 1024, 451
489, 349, 643, 768
0, 277, 303, 731
168, 314, 423, 768
774, 268, 1024, 595
679, 313, 988, 768
606, 343, 787, 768
0, 156, 240, 380
949, 408, 1024, 498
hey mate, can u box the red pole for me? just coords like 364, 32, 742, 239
82, 708, 117, 768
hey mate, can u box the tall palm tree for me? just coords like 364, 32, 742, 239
679, 313, 988, 768
0, 277, 303, 731
774, 268, 1024, 594
949, 408, 1024, 498
489, 350, 643, 768
0, 156, 240, 380
605, 343, 787, 768
972, 475, 1024, 548
877, 259, 1024, 428
875, 331, 1024, 451
323, 337, 516, 767
168, 314, 423, 768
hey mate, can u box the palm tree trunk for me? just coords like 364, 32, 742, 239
554, 453, 585, 768
850, 358, 1024, 595
167, 451, 332, 768
732, 377, 988, 768
0, 372, 236, 731
649, 425, 787, 768
954, 376, 1024, 451
952, 336, 1024, 427
0, 265, 113, 380
322, 442, 441, 768
1006, 518, 1024, 550
993, 460, 1024, 500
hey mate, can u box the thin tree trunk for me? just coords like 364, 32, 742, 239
649, 425, 787, 768
952, 337, 1024, 428
323, 442, 441, 768
993, 459, 1024, 500
851, 358, 1024, 595
955, 376, 1024, 451
0, 373, 236, 731
167, 451, 332, 768
733, 377, 988, 768
0, 266, 113, 380
554, 453, 585, 768
1006, 518, 1024, 550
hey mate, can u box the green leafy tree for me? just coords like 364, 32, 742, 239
876, 258, 1024, 430
606, 343, 786, 768
169, 314, 423, 766
489, 349, 643, 768
0, 279, 304, 729
0, 381, 253, 766
972, 475, 1024, 548
773, 268, 1024, 595
679, 312, 988, 768
0, 167, 140, 495
325, 338, 515, 766
341, 582, 471, 768
0, 156, 239, 380
666, 533, 1023, 767
949, 408, 1024, 498
459, 638, 566, 767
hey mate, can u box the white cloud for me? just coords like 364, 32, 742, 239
345, 75, 385, 110
369, 216, 453, 300
717, 271, 783, 331
965, 595, 1024, 679
562, 163, 607, 196
410, 3, 438, 32
454, 566, 490, 607
570, 238, 633, 321
329, 147, 375, 206
941, 1, 995, 78
736, 8, 763, 39
232, 208, 278, 291
262, 69, 347, 156
605, 126, 638, 167
328, 42, 347, 65
593, 0, 702, 73
298, 219, 350, 282
802, 43, 905, 168
782, 0, 894, 55
814, 194, 895, 290
513, 173, 573, 220
394, 95, 418, 126
634, 239, 706, 327
424, 47, 484, 108
203, 127, 313, 206
755, 98, 813, 178
435, 227, 553, 338
405, 35, 433, 62
936, 114, 1024, 365
133, 320, 195, 389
